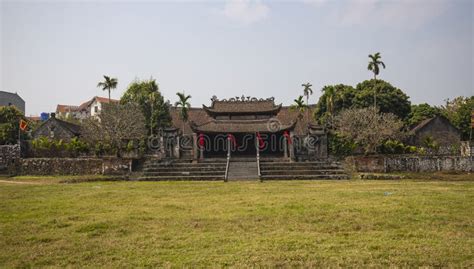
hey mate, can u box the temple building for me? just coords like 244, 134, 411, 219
166, 96, 327, 162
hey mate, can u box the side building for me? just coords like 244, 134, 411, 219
56, 96, 119, 120
0, 91, 25, 114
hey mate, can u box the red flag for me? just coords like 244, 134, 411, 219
256, 132, 265, 149
198, 133, 205, 148
283, 131, 292, 144
19, 119, 28, 131
227, 133, 237, 147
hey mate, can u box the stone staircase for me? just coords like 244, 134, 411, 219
260, 160, 349, 180
227, 160, 259, 181
135, 157, 348, 181
136, 159, 225, 181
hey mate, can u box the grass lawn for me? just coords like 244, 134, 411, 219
0, 177, 473, 267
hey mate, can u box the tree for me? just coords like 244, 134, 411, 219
97, 75, 118, 102
0, 106, 27, 145
302, 82, 313, 119
407, 103, 441, 126
81, 103, 147, 155
315, 84, 356, 124
174, 92, 191, 133
367, 52, 386, 108
333, 107, 404, 154
121, 78, 172, 135
353, 79, 411, 120
440, 96, 474, 140
290, 95, 308, 119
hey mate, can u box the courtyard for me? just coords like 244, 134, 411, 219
1, 176, 472, 267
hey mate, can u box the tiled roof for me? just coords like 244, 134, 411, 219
170, 105, 317, 136
190, 119, 296, 133
56, 104, 79, 113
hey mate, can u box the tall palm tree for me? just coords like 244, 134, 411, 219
325, 87, 335, 119
290, 95, 308, 120
302, 82, 313, 119
97, 75, 118, 102
175, 92, 191, 133
367, 52, 386, 108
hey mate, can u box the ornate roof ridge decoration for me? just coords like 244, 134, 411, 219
211, 95, 275, 103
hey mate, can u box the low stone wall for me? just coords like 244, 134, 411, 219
345, 155, 473, 173
0, 145, 20, 173
17, 158, 133, 176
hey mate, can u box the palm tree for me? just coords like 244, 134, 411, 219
290, 95, 308, 120
325, 87, 335, 119
175, 92, 192, 133
302, 82, 313, 119
97, 75, 118, 102
367, 52, 386, 108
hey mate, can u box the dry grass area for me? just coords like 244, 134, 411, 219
0, 177, 473, 267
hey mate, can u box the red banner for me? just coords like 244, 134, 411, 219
283, 131, 292, 144
198, 133, 205, 148
227, 133, 237, 147
256, 132, 265, 149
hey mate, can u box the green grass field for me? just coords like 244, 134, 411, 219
1, 177, 473, 267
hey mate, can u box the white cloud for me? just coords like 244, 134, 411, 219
221, 0, 270, 25
307, 0, 449, 30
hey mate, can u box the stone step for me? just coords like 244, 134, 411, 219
134, 175, 224, 181
261, 165, 342, 170
142, 167, 225, 173
261, 174, 349, 180
143, 171, 225, 176
261, 170, 346, 175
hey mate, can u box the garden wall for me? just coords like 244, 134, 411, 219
17, 158, 133, 176
345, 155, 473, 173
0, 145, 20, 173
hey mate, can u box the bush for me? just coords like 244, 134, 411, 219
329, 133, 357, 156
30, 137, 89, 157
378, 139, 417, 154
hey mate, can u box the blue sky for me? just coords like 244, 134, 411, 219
1, 0, 473, 116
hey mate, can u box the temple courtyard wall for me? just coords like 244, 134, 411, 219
345, 155, 473, 173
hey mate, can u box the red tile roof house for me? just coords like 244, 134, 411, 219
56, 96, 119, 120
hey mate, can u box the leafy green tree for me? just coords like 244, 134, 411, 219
121, 78, 172, 135
407, 103, 441, 126
97, 75, 118, 102
290, 95, 308, 119
174, 92, 191, 133
315, 84, 356, 124
353, 79, 411, 120
0, 106, 27, 145
440, 96, 474, 140
367, 52, 386, 108
302, 82, 313, 119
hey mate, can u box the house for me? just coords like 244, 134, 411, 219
0, 91, 25, 114
408, 115, 461, 147
56, 96, 119, 120
32, 113, 81, 142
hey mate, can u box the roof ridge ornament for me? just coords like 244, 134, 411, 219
210, 96, 275, 103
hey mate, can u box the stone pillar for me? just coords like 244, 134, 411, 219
289, 131, 295, 162
160, 136, 165, 156
283, 135, 288, 159
320, 134, 328, 158
192, 133, 198, 163
175, 136, 180, 159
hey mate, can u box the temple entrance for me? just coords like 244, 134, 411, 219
259, 132, 285, 157
233, 133, 256, 156
202, 132, 285, 158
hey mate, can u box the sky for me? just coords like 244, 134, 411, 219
1, 0, 473, 116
